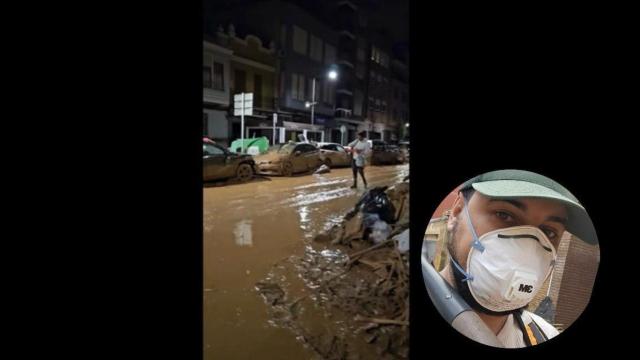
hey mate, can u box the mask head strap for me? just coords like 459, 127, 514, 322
451, 256, 474, 282
461, 192, 485, 253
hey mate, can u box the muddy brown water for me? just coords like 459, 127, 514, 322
204, 164, 409, 359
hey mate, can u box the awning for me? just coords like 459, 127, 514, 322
282, 121, 324, 132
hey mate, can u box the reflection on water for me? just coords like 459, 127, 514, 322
203, 165, 409, 359
234, 219, 253, 247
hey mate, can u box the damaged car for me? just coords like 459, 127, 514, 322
203, 140, 256, 182
254, 142, 324, 176
316, 142, 352, 168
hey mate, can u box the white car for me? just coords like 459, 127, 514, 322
315, 142, 352, 168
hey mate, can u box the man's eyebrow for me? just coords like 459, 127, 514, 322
546, 216, 568, 225
489, 198, 527, 211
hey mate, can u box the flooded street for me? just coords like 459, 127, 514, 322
203, 164, 409, 360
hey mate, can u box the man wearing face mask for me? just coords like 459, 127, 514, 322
439, 170, 597, 348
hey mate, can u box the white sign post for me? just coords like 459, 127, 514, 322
272, 113, 277, 146
234, 93, 253, 153
340, 125, 346, 145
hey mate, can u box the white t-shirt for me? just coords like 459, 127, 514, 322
496, 310, 559, 348
348, 139, 371, 167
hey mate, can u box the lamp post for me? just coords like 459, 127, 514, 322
305, 68, 338, 126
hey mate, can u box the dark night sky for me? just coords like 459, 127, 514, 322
205, 0, 409, 40
366, 0, 409, 41
205, 0, 409, 61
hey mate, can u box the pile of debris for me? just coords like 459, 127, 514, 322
256, 180, 410, 359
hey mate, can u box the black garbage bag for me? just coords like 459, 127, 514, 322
344, 186, 397, 224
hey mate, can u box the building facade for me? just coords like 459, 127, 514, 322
204, 26, 279, 148
204, 0, 409, 147
203, 41, 233, 145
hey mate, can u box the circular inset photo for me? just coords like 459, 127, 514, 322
421, 170, 599, 348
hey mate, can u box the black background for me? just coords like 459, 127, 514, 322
10, 1, 635, 358
409, 2, 635, 358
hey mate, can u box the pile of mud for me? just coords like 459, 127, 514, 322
256, 181, 410, 359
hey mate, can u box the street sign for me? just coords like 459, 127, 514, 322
340, 125, 346, 133
233, 93, 253, 116
234, 93, 253, 152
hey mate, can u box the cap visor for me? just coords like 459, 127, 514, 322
472, 180, 598, 244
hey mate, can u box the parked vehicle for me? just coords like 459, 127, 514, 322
254, 142, 324, 176
203, 140, 256, 182
316, 142, 352, 168
370, 141, 404, 165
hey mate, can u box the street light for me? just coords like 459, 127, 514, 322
306, 67, 339, 126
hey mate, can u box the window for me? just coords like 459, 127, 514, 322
324, 44, 336, 65
381, 101, 387, 112
291, 73, 305, 101
203, 113, 209, 135
314, 79, 322, 103
310, 34, 323, 62
203, 66, 212, 88
323, 79, 333, 104
303, 144, 318, 152
254, 74, 262, 107
203, 144, 224, 156
371, 46, 389, 68
336, 145, 346, 153
291, 74, 299, 100
296, 144, 315, 153
234, 70, 246, 93
292, 25, 308, 55
376, 99, 381, 112
380, 53, 389, 68
213, 62, 224, 90
298, 75, 305, 100
354, 89, 363, 116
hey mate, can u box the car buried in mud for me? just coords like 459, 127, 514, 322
254, 142, 324, 176
203, 140, 256, 182
315, 142, 352, 168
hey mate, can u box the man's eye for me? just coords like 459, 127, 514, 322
542, 228, 558, 240
495, 211, 514, 222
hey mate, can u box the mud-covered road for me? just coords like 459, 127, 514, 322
203, 164, 409, 359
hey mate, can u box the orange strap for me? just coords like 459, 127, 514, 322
524, 324, 538, 346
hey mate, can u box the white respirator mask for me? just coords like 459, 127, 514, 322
450, 196, 557, 313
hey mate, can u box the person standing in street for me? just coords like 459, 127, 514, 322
348, 131, 371, 189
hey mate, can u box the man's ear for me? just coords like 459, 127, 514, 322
447, 192, 464, 232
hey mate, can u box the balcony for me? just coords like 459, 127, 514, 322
338, 60, 354, 68
203, 87, 230, 106
336, 89, 354, 96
